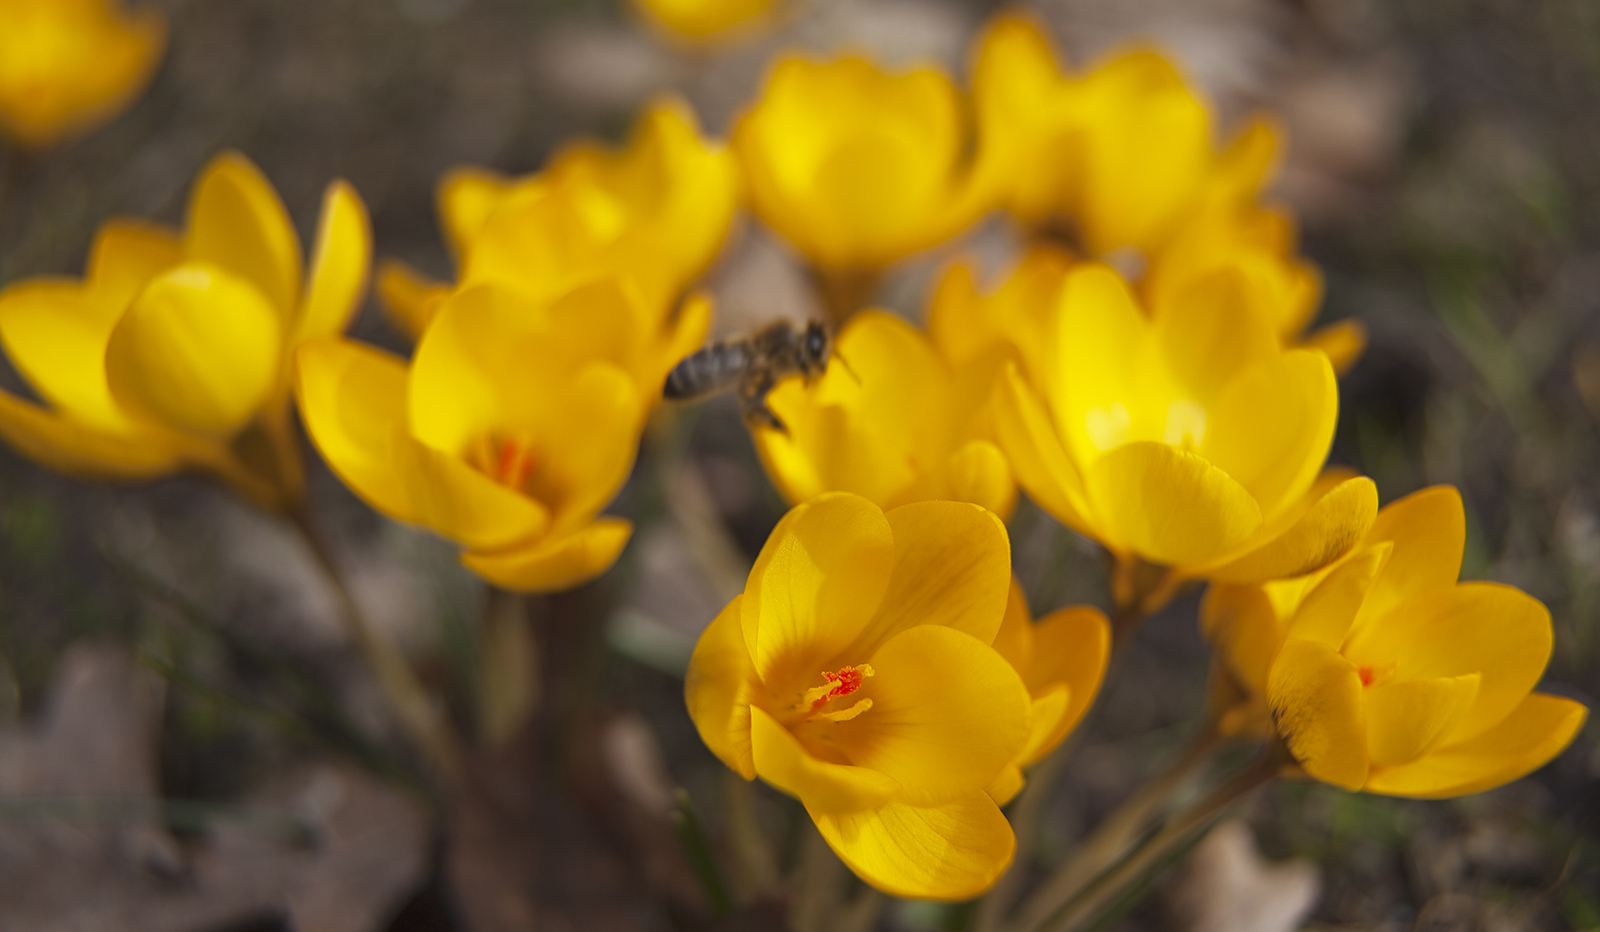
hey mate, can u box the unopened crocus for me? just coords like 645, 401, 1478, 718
992, 263, 1377, 611
0, 151, 369, 510
1205, 486, 1587, 797
0, 0, 165, 149
734, 54, 985, 279
986, 579, 1110, 803
686, 493, 1031, 899
751, 310, 1015, 518
297, 278, 697, 591
379, 96, 737, 342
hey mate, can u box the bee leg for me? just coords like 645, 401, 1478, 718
738, 374, 788, 434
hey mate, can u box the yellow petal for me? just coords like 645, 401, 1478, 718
751, 706, 900, 814
828, 626, 1030, 806
438, 167, 515, 261
1083, 441, 1263, 567
396, 430, 551, 551
1285, 542, 1391, 648
1303, 319, 1367, 375
105, 263, 282, 439
1364, 674, 1481, 767
1267, 638, 1368, 791
86, 218, 181, 312
900, 439, 1016, 519
376, 260, 448, 342
985, 764, 1025, 806
0, 278, 131, 431
811, 792, 1015, 901
1028, 606, 1111, 751
1203, 476, 1378, 584
1199, 349, 1338, 522
1153, 267, 1281, 407
523, 364, 643, 534
0, 390, 181, 480
685, 597, 759, 779
294, 338, 418, 524
843, 501, 1012, 659
1053, 265, 1150, 463
1350, 485, 1464, 632
1342, 582, 1554, 747
740, 493, 895, 686
990, 364, 1096, 538
1018, 683, 1072, 765
1199, 583, 1284, 702
1364, 694, 1587, 799
184, 152, 301, 317
988, 577, 1035, 677
294, 180, 372, 344
462, 517, 632, 592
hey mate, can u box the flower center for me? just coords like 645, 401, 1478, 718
467, 433, 540, 492
796, 664, 875, 723
1357, 663, 1394, 688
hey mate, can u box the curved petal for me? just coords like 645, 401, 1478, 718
751, 706, 899, 814
985, 764, 1025, 807
0, 390, 182, 480
105, 263, 283, 440
896, 439, 1016, 519
1029, 606, 1111, 749
1364, 674, 1481, 767
1364, 694, 1587, 799
685, 597, 758, 779
1054, 265, 1150, 463
184, 152, 302, 318
1351, 486, 1465, 634
828, 626, 1030, 806
0, 278, 131, 431
1200, 583, 1285, 702
395, 431, 550, 551
842, 501, 1011, 659
988, 577, 1035, 678
1267, 638, 1368, 791
990, 365, 1096, 538
740, 493, 895, 688
1285, 543, 1391, 648
294, 180, 372, 343
1203, 476, 1378, 584
811, 792, 1015, 901
526, 364, 644, 534
294, 338, 418, 524
86, 218, 181, 311
463, 517, 632, 592
1342, 582, 1554, 747
1018, 684, 1073, 766
376, 260, 448, 342
438, 167, 515, 261
1303, 319, 1367, 376
1083, 441, 1263, 567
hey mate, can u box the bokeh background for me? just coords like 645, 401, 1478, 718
0, 0, 1597, 930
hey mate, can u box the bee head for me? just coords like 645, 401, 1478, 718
801, 321, 831, 375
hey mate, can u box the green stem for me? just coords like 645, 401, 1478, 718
289, 507, 462, 786
1020, 741, 1284, 932
671, 788, 733, 917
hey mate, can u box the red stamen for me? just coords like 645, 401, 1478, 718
1358, 666, 1376, 687
800, 664, 875, 712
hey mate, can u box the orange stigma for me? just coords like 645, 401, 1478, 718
469, 434, 540, 490
1357, 663, 1394, 688
798, 664, 875, 723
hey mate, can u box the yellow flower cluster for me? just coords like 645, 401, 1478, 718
0, 6, 1583, 907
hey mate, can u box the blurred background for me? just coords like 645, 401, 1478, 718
0, 0, 1597, 930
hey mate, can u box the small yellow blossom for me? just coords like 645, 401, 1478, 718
0, 0, 165, 149
378, 96, 737, 341
297, 278, 695, 591
632, 0, 773, 41
985, 579, 1110, 804
0, 151, 370, 510
686, 493, 1031, 899
1204, 486, 1587, 797
991, 262, 1377, 605
734, 54, 985, 274
751, 310, 1015, 518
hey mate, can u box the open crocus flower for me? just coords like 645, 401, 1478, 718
986, 579, 1110, 804
1204, 486, 1587, 797
0, 0, 165, 149
751, 310, 1015, 518
992, 263, 1377, 612
631, 0, 773, 41
378, 95, 737, 340
296, 278, 682, 591
928, 244, 1074, 391
734, 54, 986, 281
686, 493, 1032, 899
0, 151, 369, 511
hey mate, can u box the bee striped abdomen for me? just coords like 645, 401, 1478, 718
664, 341, 751, 399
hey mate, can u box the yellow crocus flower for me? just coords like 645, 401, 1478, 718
991, 262, 1378, 607
986, 578, 1110, 803
928, 243, 1074, 391
0, 151, 370, 510
297, 279, 706, 591
751, 310, 1015, 518
0, 0, 165, 149
1204, 486, 1587, 796
631, 0, 773, 41
734, 54, 985, 275
686, 493, 1031, 899
378, 96, 737, 342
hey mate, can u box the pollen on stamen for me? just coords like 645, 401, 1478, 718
799, 663, 875, 712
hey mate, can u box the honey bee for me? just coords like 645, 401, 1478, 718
663, 319, 832, 432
